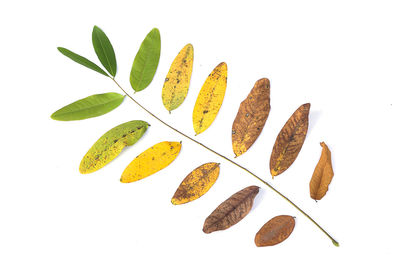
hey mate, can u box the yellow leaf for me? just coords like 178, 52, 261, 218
162, 44, 194, 112
120, 141, 182, 183
171, 162, 220, 205
192, 62, 227, 135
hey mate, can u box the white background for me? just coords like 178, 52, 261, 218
1, 0, 399, 266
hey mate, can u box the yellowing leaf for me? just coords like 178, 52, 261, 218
171, 162, 220, 205
162, 44, 194, 112
79, 120, 149, 174
192, 62, 227, 135
309, 142, 334, 200
120, 141, 182, 183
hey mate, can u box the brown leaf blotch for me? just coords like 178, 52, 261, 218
255, 215, 295, 247
309, 142, 334, 200
232, 78, 271, 157
269, 103, 310, 177
203, 185, 259, 234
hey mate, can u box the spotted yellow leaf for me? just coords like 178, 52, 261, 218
79, 120, 149, 174
171, 162, 220, 205
162, 44, 194, 112
120, 141, 182, 183
192, 62, 227, 135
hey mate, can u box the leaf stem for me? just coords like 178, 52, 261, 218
111, 78, 339, 247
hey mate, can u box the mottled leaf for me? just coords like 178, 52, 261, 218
79, 120, 149, 174
203, 185, 259, 233
130, 28, 161, 92
232, 78, 271, 157
172, 162, 220, 205
192, 62, 227, 135
92, 26, 117, 77
255, 215, 295, 247
309, 142, 334, 200
162, 44, 194, 112
51, 93, 124, 121
270, 103, 310, 177
121, 141, 181, 183
57, 47, 108, 76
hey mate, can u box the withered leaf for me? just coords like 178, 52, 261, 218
232, 78, 271, 157
270, 103, 310, 177
309, 142, 334, 200
172, 162, 220, 205
203, 185, 259, 234
255, 215, 295, 247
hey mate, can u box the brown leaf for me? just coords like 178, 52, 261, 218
269, 103, 310, 177
171, 162, 220, 205
309, 142, 334, 200
203, 185, 259, 234
232, 78, 271, 157
255, 215, 295, 247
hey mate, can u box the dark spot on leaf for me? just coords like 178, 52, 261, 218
232, 130, 236, 134
152, 157, 155, 160
245, 113, 249, 117
177, 79, 180, 84
165, 78, 169, 82
203, 110, 209, 114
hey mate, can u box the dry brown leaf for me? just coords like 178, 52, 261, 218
269, 103, 310, 177
171, 162, 220, 205
203, 185, 259, 234
309, 142, 334, 200
255, 215, 295, 247
232, 78, 271, 157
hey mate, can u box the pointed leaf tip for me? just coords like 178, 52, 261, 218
51, 93, 124, 121
92, 26, 117, 77
57, 47, 108, 76
162, 43, 194, 112
130, 28, 161, 92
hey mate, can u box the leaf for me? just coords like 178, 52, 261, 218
120, 141, 181, 183
192, 62, 228, 135
79, 120, 149, 174
254, 215, 295, 247
130, 28, 161, 92
203, 185, 259, 233
172, 162, 220, 205
51, 93, 125, 121
232, 78, 271, 157
270, 103, 310, 177
57, 47, 108, 76
92, 26, 117, 77
162, 44, 194, 112
309, 142, 334, 200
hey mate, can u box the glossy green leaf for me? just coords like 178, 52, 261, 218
51, 93, 125, 121
130, 28, 161, 92
92, 26, 117, 77
57, 47, 108, 76
80, 120, 150, 174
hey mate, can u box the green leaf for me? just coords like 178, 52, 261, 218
57, 47, 108, 76
130, 28, 161, 92
92, 26, 117, 77
80, 120, 150, 174
51, 93, 125, 121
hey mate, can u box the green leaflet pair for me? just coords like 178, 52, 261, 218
52, 26, 161, 121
